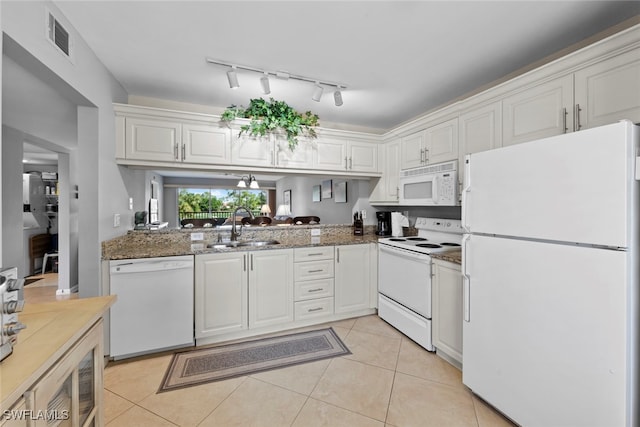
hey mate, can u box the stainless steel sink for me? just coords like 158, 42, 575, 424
207, 240, 280, 249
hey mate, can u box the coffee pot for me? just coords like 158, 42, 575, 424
376, 211, 391, 236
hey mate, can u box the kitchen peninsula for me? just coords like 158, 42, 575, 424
0, 296, 116, 425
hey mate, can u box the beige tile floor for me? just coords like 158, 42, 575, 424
103, 316, 517, 427
23, 280, 515, 426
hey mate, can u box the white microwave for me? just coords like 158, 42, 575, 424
398, 160, 458, 206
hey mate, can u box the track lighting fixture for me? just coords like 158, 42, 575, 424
260, 73, 271, 94
227, 66, 239, 89
311, 83, 324, 102
207, 57, 347, 106
237, 174, 259, 189
334, 87, 343, 107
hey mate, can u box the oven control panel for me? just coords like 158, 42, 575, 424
415, 217, 463, 233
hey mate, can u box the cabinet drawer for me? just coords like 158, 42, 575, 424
295, 297, 334, 321
294, 246, 334, 261
294, 260, 334, 282
294, 278, 334, 301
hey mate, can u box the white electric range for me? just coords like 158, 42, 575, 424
377, 217, 462, 351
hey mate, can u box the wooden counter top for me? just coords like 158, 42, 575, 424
0, 296, 116, 411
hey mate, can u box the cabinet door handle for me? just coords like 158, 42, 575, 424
307, 252, 324, 256
420, 149, 424, 163
562, 107, 568, 133
349, 157, 352, 169
308, 288, 324, 293
574, 103, 582, 131
308, 269, 324, 273
344, 157, 348, 170
174, 143, 179, 160
181, 143, 186, 161
308, 307, 324, 312
250, 254, 254, 271
336, 248, 340, 263
243, 254, 246, 271
425, 148, 429, 164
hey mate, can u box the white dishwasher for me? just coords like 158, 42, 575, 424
109, 255, 194, 360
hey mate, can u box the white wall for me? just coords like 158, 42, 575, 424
1, 1, 129, 296
275, 176, 374, 225
2, 126, 25, 274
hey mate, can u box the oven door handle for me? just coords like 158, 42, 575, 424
379, 244, 431, 262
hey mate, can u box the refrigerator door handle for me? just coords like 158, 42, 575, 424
462, 155, 471, 232
462, 234, 471, 322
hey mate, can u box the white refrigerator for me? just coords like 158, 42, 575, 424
461, 120, 639, 427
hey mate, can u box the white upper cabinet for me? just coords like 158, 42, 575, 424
370, 139, 400, 204
276, 140, 314, 169
314, 138, 347, 171
426, 118, 459, 165
182, 123, 231, 164
574, 49, 640, 130
313, 138, 378, 173
401, 118, 458, 170
230, 133, 274, 167
400, 131, 424, 170
502, 75, 574, 146
125, 116, 182, 162
348, 141, 378, 172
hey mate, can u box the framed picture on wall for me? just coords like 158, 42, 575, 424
312, 185, 321, 202
334, 181, 347, 203
322, 179, 332, 199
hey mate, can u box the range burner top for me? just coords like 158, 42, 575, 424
416, 243, 442, 249
378, 217, 463, 255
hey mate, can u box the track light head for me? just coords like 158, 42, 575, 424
260, 73, 270, 94
227, 66, 239, 89
312, 83, 323, 102
334, 87, 343, 107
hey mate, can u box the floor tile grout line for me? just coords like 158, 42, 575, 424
193, 375, 250, 427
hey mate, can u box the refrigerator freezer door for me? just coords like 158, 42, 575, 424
463, 121, 637, 248
463, 235, 629, 426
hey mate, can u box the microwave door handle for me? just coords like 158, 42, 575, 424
432, 175, 439, 204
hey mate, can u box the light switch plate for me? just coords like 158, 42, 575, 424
311, 229, 321, 236
113, 213, 120, 228
311, 236, 320, 244
191, 232, 204, 241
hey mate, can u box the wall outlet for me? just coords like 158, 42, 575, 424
361, 210, 366, 219
128, 197, 133, 210
191, 232, 204, 241
311, 229, 321, 236
113, 213, 120, 228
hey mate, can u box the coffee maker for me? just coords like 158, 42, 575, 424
376, 211, 391, 236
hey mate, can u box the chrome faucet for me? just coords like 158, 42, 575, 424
230, 206, 254, 241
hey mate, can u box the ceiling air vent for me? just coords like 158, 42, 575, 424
47, 12, 71, 57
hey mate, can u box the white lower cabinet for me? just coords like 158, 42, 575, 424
293, 246, 334, 321
249, 249, 294, 329
195, 244, 376, 344
432, 259, 463, 367
334, 244, 371, 314
195, 252, 248, 338
196, 249, 294, 340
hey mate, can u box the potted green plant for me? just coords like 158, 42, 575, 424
220, 98, 319, 150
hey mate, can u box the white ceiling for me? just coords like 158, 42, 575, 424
54, 1, 639, 133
